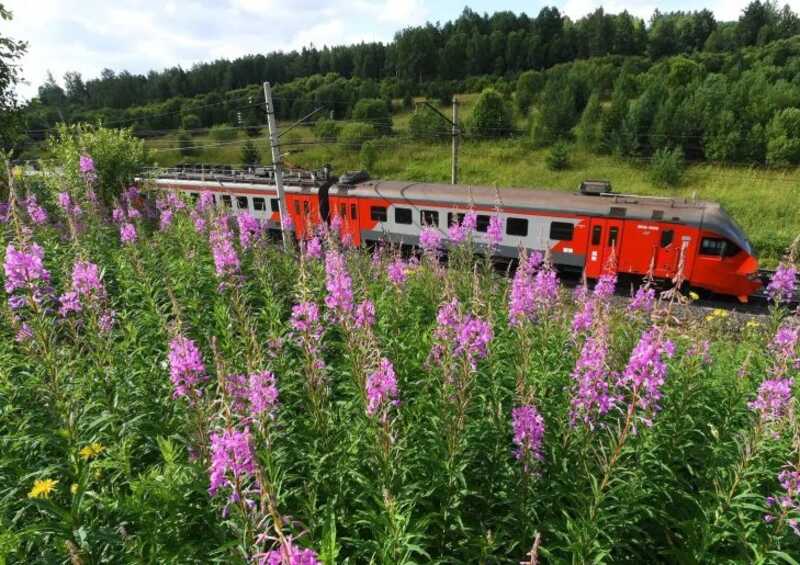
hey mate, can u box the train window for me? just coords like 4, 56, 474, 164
608, 227, 619, 246
237, 196, 249, 209
421, 210, 439, 227
351, 204, 357, 220
395, 207, 412, 224
700, 238, 740, 257
447, 212, 465, 227
609, 207, 626, 218
371, 206, 387, 222
476, 215, 490, 233
506, 217, 528, 237
339, 204, 346, 217
271, 199, 280, 212
549, 221, 574, 241
660, 229, 674, 247
592, 226, 602, 245
190, 192, 199, 203
222, 195, 232, 208
253, 197, 266, 211
294, 201, 300, 214
652, 210, 664, 220
211, 194, 217, 205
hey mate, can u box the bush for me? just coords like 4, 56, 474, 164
314, 118, 341, 142
209, 124, 238, 141
515, 70, 545, 115
469, 88, 513, 139
767, 107, 800, 166
408, 106, 449, 142
576, 93, 603, 151
181, 114, 201, 131
650, 146, 685, 187
546, 142, 571, 170
359, 140, 379, 172
339, 122, 377, 149
530, 73, 578, 146
177, 131, 197, 157
240, 139, 261, 165
351, 98, 392, 135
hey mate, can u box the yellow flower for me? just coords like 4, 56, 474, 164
70, 483, 79, 495
28, 478, 58, 499
689, 291, 700, 301
747, 320, 762, 329
79, 442, 105, 460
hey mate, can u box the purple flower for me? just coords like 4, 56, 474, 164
764, 465, 800, 533
617, 327, 674, 427
209, 216, 240, 279
98, 309, 115, 333
198, 192, 214, 211
628, 285, 656, 313
594, 271, 617, 300
208, 427, 255, 497
58, 291, 82, 317
291, 301, 322, 336
259, 538, 320, 565
771, 325, 799, 372
419, 227, 441, 254
453, 315, 493, 370
512, 404, 545, 472
71, 260, 104, 299
120, 223, 137, 244
0, 202, 9, 223
387, 258, 408, 286
508, 252, 542, 326
168, 336, 208, 400
15, 322, 32, 342
767, 263, 797, 304
354, 299, 376, 329
486, 215, 503, 248
237, 213, 262, 249
112, 207, 126, 224
749, 378, 794, 424
570, 334, 617, 428
304, 236, 322, 259
462, 211, 477, 232
57, 192, 81, 217
281, 214, 294, 231
3, 243, 50, 295
25, 195, 48, 225
571, 293, 596, 334
248, 370, 279, 420
79, 154, 95, 174
366, 358, 399, 419
324, 250, 353, 322
330, 213, 343, 235
159, 208, 174, 231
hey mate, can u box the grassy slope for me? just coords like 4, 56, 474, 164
145, 97, 800, 266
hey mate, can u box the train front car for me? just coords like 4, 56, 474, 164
688, 204, 761, 302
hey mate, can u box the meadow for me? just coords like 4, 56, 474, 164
2, 149, 800, 563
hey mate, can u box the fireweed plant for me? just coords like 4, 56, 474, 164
4, 159, 800, 563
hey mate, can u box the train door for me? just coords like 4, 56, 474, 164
585, 218, 624, 277
654, 226, 678, 279
291, 195, 319, 238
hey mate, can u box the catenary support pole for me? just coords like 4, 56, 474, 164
452, 96, 459, 185
263, 81, 289, 248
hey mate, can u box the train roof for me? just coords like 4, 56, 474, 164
330, 179, 753, 254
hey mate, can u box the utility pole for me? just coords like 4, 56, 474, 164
451, 96, 459, 185
263, 81, 289, 248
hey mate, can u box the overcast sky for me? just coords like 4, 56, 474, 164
5, 0, 787, 99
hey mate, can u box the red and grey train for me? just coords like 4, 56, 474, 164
149, 166, 762, 301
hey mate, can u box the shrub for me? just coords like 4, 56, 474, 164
339, 122, 377, 149
240, 139, 261, 165
360, 140, 379, 172
209, 124, 238, 141
314, 118, 341, 142
408, 106, 449, 142
576, 93, 603, 151
177, 131, 197, 157
469, 88, 513, 139
351, 98, 392, 134
515, 70, 545, 115
181, 114, 201, 131
767, 107, 800, 166
650, 146, 685, 187
530, 73, 578, 146
546, 142, 571, 171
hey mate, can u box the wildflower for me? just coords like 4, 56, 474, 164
570, 334, 617, 428
120, 222, 137, 244
304, 236, 322, 259
419, 227, 441, 254
79, 442, 105, 460
571, 293, 596, 334
617, 327, 675, 427
387, 258, 408, 286
58, 291, 82, 317
4, 242, 50, 295
511, 404, 545, 472
28, 478, 58, 499
764, 464, 800, 534
281, 214, 294, 232
767, 263, 797, 304
70, 483, 79, 495
324, 250, 353, 322
366, 358, 399, 419
209, 216, 240, 279
237, 213, 262, 249
508, 252, 542, 326
259, 537, 320, 565
15, 322, 32, 342
159, 208, 174, 231
748, 378, 794, 424
198, 192, 214, 211
208, 427, 256, 497
771, 325, 799, 371
111, 207, 125, 224
453, 315, 493, 370
248, 370, 280, 420
291, 301, 323, 337
462, 210, 477, 232
593, 271, 617, 300
98, 309, 115, 333
687, 340, 712, 365
168, 336, 208, 400
25, 195, 48, 225
0, 202, 9, 223
57, 192, 81, 217
486, 215, 503, 248
448, 216, 468, 243
71, 260, 104, 299
354, 299, 376, 329
628, 285, 655, 313
689, 291, 700, 301
79, 154, 95, 176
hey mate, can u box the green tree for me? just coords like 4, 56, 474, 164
469, 88, 513, 139
546, 141, 571, 170
408, 106, 449, 141
576, 92, 603, 151
767, 107, 800, 166
351, 98, 392, 134
531, 73, 578, 145
360, 140, 379, 171
314, 118, 341, 142
650, 146, 685, 187
339, 122, 377, 149
177, 131, 196, 158
0, 5, 27, 151
515, 70, 544, 115
240, 139, 261, 165
181, 113, 201, 131
209, 124, 238, 141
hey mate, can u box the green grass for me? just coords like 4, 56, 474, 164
145, 107, 800, 267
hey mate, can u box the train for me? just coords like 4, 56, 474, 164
146, 165, 762, 302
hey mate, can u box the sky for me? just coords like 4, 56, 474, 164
4, 0, 791, 100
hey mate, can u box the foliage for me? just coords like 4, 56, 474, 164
351, 98, 392, 135
209, 124, 238, 141
767, 108, 800, 166
408, 105, 449, 142
576, 92, 603, 151
0, 5, 28, 152
469, 88, 513, 139
180, 113, 201, 131
313, 118, 341, 142
515, 70, 545, 115
359, 140, 378, 172
546, 141, 571, 170
177, 131, 196, 158
339, 122, 377, 149
650, 146, 685, 187
240, 139, 260, 165
531, 72, 580, 146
